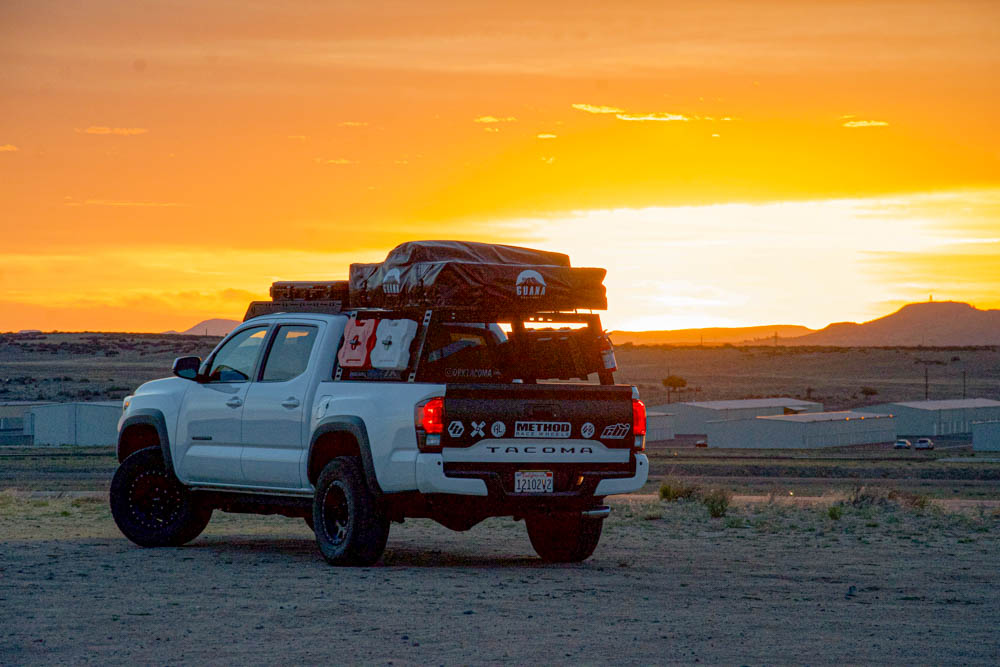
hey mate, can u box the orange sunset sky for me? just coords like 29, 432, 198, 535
2, 0, 998, 332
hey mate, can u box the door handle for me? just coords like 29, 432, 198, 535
226, 397, 243, 408
281, 397, 300, 409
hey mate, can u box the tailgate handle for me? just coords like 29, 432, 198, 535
527, 404, 560, 420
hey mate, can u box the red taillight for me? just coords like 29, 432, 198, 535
417, 397, 445, 435
632, 398, 646, 437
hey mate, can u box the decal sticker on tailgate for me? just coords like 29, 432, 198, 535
514, 421, 571, 438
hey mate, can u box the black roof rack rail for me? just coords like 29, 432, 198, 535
244, 300, 345, 321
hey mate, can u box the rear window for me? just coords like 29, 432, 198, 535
417, 325, 506, 383
334, 318, 607, 384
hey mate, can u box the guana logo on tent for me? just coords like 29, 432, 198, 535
383, 267, 402, 295
515, 270, 546, 297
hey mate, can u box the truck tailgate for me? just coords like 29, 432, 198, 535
441, 383, 635, 448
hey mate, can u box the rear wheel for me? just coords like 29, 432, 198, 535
526, 512, 603, 562
109, 447, 212, 547
312, 457, 389, 566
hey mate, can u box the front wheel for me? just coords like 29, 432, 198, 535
526, 512, 603, 562
109, 447, 212, 547
312, 457, 389, 566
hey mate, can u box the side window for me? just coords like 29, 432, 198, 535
260, 325, 318, 382
207, 327, 269, 383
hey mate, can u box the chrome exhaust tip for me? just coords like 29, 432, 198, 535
581, 506, 611, 519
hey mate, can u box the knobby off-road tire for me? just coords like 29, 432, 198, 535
109, 447, 212, 547
526, 512, 603, 563
312, 457, 389, 566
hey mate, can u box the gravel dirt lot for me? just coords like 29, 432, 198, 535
2, 492, 999, 665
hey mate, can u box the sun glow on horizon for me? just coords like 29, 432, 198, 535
1, 189, 998, 333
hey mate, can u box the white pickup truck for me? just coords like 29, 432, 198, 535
111, 244, 648, 565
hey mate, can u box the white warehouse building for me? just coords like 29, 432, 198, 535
645, 411, 675, 443
705, 411, 896, 449
857, 398, 1000, 436
972, 421, 1000, 452
25, 401, 122, 446
649, 398, 823, 435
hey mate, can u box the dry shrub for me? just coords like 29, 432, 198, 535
845, 486, 897, 508
888, 490, 931, 510
702, 488, 732, 518
659, 479, 700, 502
827, 505, 843, 520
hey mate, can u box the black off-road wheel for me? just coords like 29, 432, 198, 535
312, 457, 389, 566
526, 512, 603, 562
109, 447, 212, 547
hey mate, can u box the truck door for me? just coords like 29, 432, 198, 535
175, 325, 269, 485
240, 324, 319, 488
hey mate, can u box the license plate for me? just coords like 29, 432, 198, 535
514, 470, 553, 493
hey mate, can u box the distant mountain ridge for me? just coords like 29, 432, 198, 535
164, 319, 240, 337
612, 301, 1000, 347
786, 301, 1000, 346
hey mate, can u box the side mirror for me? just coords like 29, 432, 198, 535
172, 356, 202, 381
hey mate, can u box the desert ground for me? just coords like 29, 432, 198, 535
2, 489, 999, 665
2, 335, 1000, 663
2, 448, 1000, 665
614, 344, 1000, 409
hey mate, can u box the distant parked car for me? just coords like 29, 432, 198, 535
915, 438, 935, 450
695, 439, 708, 448
894, 439, 911, 449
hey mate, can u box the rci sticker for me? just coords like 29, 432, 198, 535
600, 423, 630, 439
447, 421, 465, 438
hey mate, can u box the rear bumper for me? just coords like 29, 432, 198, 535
595, 454, 648, 495
416, 453, 489, 496
414, 452, 648, 498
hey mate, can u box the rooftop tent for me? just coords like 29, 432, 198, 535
380, 240, 571, 268
349, 240, 607, 312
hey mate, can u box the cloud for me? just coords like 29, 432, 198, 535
540, 156, 555, 164
572, 104, 696, 122
474, 116, 516, 123
338, 121, 368, 127
571, 104, 625, 114
843, 120, 889, 128
65, 199, 185, 207
536, 133, 557, 139
313, 157, 356, 165
0, 144, 18, 152
76, 126, 149, 136
616, 112, 689, 122
483, 127, 500, 133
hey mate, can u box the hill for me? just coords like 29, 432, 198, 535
786, 301, 1000, 346
165, 319, 240, 337
611, 325, 814, 346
